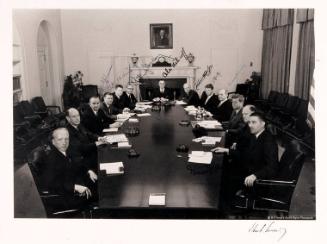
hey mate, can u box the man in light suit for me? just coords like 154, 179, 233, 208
224, 94, 246, 146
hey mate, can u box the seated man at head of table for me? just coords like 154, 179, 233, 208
100, 92, 119, 120
65, 107, 107, 171
212, 111, 278, 199
153, 80, 173, 101
199, 83, 219, 114
42, 128, 97, 209
212, 89, 233, 123
123, 84, 138, 110
81, 95, 120, 135
180, 82, 199, 106
112, 84, 131, 113
224, 94, 246, 146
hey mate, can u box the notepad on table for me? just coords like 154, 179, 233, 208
149, 193, 166, 206
137, 113, 151, 117
118, 142, 132, 148
128, 118, 139, 123
103, 127, 119, 133
99, 162, 124, 175
175, 100, 187, 105
188, 151, 213, 164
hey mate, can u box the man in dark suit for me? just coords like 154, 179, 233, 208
66, 108, 107, 171
100, 92, 119, 120
153, 80, 173, 100
213, 89, 233, 122
199, 83, 219, 114
180, 82, 199, 106
41, 128, 97, 209
224, 94, 246, 146
212, 111, 278, 191
123, 84, 138, 110
112, 84, 130, 113
81, 95, 120, 135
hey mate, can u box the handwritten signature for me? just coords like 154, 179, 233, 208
249, 221, 287, 241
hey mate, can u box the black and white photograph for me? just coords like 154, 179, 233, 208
1, 1, 326, 244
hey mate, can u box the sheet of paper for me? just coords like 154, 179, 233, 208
136, 101, 153, 106
118, 142, 132, 148
188, 151, 213, 164
103, 127, 119, 133
99, 162, 124, 174
104, 134, 128, 143
188, 155, 213, 164
149, 193, 166, 206
128, 118, 139, 123
175, 100, 187, 105
137, 113, 151, 117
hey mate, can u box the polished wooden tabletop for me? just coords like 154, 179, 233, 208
98, 104, 225, 211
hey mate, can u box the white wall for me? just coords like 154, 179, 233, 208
13, 10, 65, 106
61, 9, 263, 94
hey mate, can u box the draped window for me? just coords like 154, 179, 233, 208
294, 9, 315, 100
261, 9, 294, 98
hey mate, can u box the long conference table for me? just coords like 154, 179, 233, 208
97, 104, 226, 219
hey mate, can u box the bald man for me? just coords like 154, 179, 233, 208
180, 83, 199, 106
65, 108, 107, 171
42, 128, 97, 209
212, 89, 233, 122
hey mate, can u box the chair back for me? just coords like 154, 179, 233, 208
278, 140, 306, 182
267, 91, 278, 103
28, 145, 51, 193
274, 93, 289, 107
295, 99, 309, 119
285, 95, 300, 112
31, 96, 47, 112
13, 104, 25, 124
20, 100, 36, 116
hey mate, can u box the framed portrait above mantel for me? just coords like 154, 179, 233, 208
150, 23, 173, 49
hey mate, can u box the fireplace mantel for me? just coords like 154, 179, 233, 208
129, 65, 200, 100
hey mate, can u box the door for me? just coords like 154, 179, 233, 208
37, 47, 53, 105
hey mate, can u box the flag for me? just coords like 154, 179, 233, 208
307, 75, 315, 128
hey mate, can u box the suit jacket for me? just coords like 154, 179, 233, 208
112, 93, 127, 113
41, 145, 87, 196
227, 109, 246, 134
123, 92, 137, 109
100, 102, 119, 120
230, 130, 278, 179
199, 92, 219, 114
153, 88, 173, 100
180, 89, 200, 106
81, 105, 113, 135
213, 99, 233, 122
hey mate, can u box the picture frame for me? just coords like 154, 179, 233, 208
150, 23, 173, 49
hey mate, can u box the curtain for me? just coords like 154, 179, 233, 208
261, 9, 294, 98
294, 9, 315, 100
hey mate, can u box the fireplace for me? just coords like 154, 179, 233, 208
139, 78, 187, 100
129, 57, 199, 100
